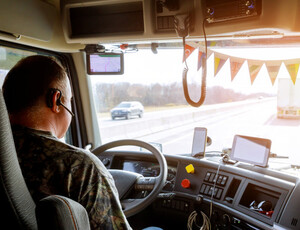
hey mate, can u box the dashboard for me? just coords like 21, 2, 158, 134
96, 151, 300, 230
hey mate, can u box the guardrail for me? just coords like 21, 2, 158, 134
100, 98, 275, 143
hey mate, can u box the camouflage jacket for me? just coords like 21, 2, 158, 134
12, 125, 132, 230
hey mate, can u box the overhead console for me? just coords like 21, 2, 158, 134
61, 0, 300, 44
0, 0, 56, 42
61, 0, 194, 44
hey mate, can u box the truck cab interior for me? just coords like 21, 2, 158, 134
1, 0, 300, 229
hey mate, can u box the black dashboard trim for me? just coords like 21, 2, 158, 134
95, 150, 298, 229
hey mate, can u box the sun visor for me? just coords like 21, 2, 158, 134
0, 0, 56, 42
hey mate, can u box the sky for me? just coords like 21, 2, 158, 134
91, 49, 183, 85
90, 47, 300, 95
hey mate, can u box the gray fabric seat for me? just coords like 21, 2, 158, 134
0, 89, 90, 230
36, 195, 90, 230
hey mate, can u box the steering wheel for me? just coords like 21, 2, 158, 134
93, 139, 168, 217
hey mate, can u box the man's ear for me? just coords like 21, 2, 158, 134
50, 90, 61, 113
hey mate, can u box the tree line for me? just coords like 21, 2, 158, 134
93, 82, 272, 112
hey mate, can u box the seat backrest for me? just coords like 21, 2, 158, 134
0, 89, 90, 230
0, 89, 38, 229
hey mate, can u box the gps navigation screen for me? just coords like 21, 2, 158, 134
88, 53, 124, 75
230, 135, 271, 167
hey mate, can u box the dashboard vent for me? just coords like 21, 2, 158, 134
291, 218, 298, 226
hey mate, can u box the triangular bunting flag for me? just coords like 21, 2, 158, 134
182, 44, 196, 62
182, 44, 300, 86
197, 46, 213, 60
247, 61, 263, 84
207, 49, 213, 59
214, 55, 227, 77
230, 59, 243, 81
207, 41, 217, 47
265, 63, 281, 85
285, 63, 299, 84
197, 50, 206, 71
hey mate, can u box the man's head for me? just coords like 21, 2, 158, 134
2, 55, 73, 138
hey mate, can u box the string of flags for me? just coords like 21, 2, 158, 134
183, 42, 300, 85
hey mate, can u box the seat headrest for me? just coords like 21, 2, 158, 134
36, 195, 90, 230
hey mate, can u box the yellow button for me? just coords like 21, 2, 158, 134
185, 164, 195, 174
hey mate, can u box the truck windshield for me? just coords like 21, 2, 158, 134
90, 45, 300, 168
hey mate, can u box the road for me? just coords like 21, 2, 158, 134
98, 98, 300, 162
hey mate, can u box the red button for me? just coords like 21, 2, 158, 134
181, 179, 191, 188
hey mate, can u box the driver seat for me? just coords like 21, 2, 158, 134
0, 89, 90, 230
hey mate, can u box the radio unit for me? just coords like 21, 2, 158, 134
203, 0, 261, 23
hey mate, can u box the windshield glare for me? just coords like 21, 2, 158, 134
90, 44, 300, 173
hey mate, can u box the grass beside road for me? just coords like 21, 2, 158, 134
97, 104, 191, 118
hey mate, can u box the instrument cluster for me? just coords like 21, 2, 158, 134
122, 160, 177, 191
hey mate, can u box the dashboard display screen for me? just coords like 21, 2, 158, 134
230, 135, 271, 167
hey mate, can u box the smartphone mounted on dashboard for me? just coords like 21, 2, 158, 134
191, 127, 207, 158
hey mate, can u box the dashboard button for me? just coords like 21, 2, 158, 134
204, 172, 211, 181
217, 175, 223, 184
209, 173, 216, 183
221, 176, 228, 186
213, 187, 219, 197
181, 179, 191, 188
208, 187, 213, 196
200, 184, 206, 194
185, 164, 195, 174
204, 185, 210, 195
216, 188, 223, 199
